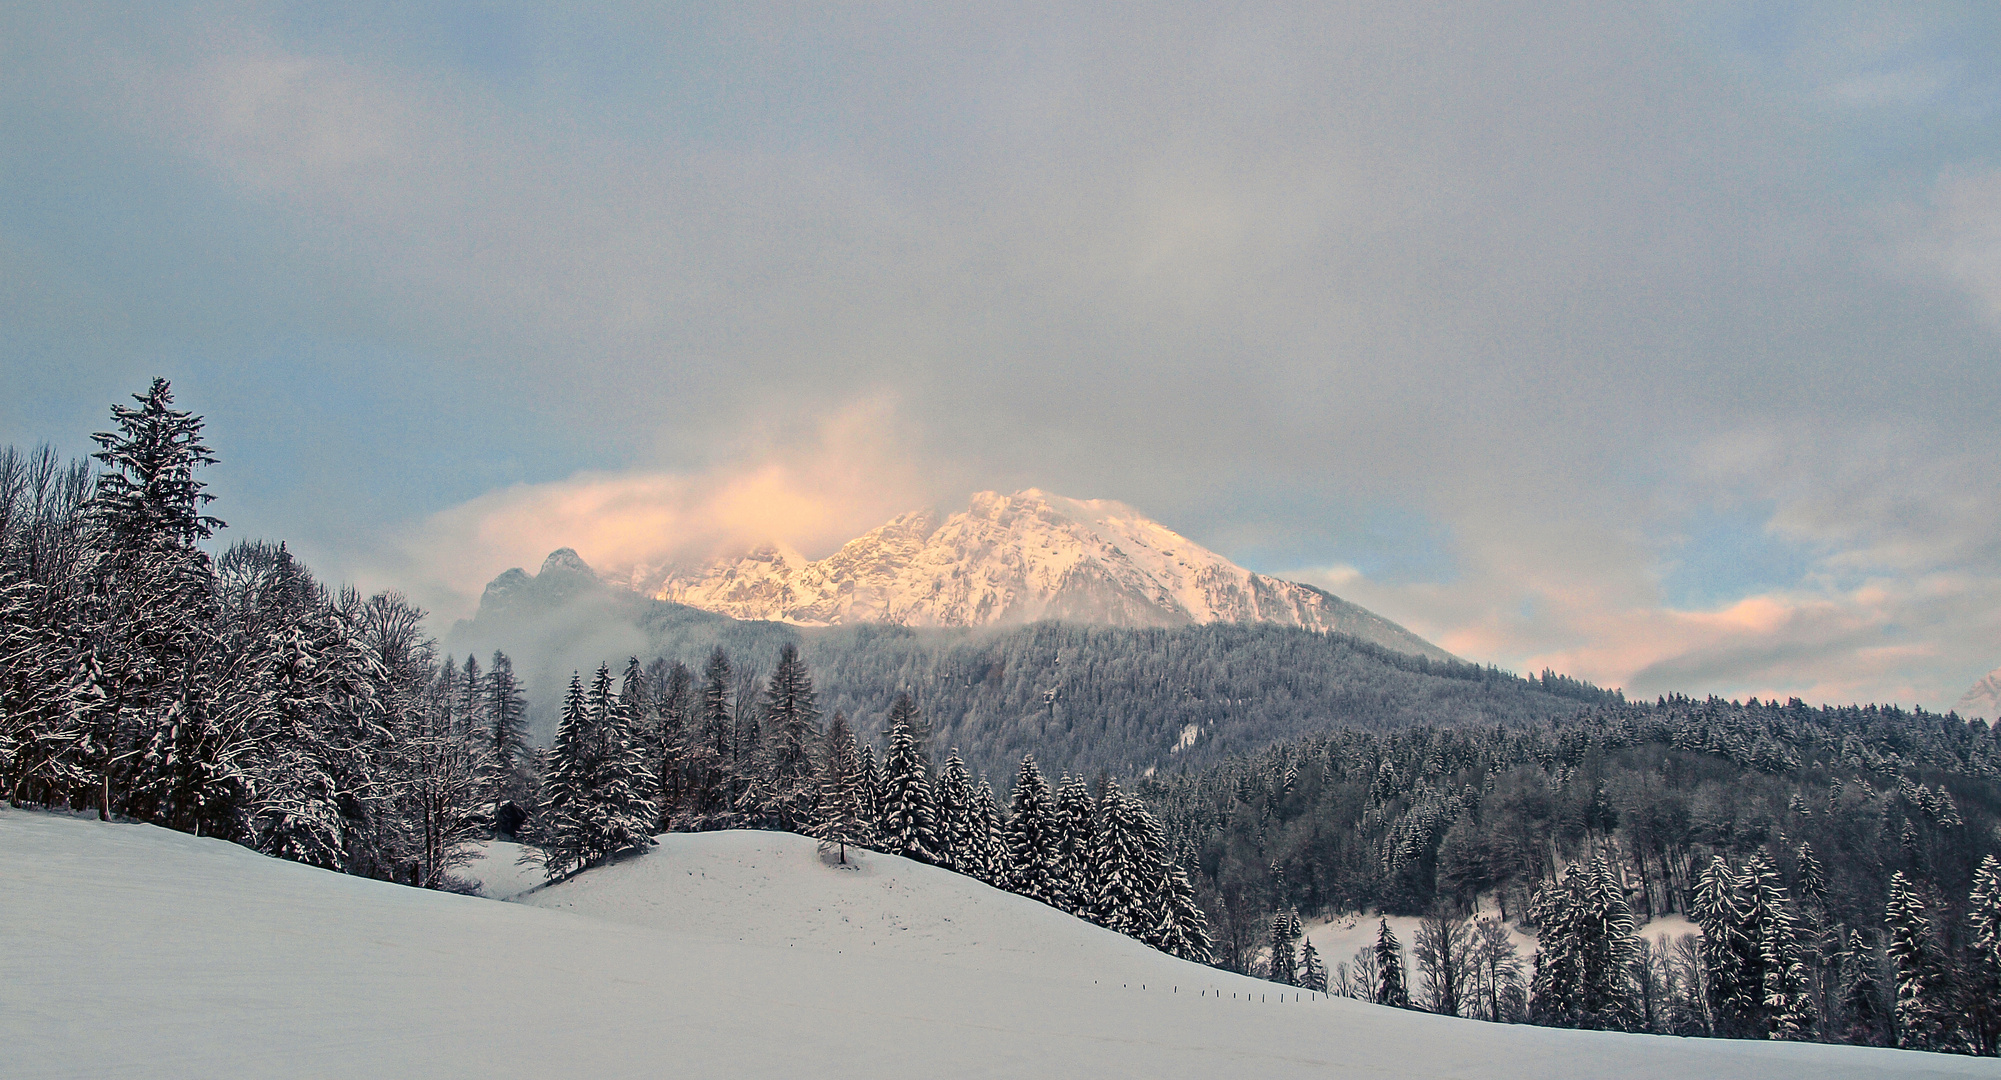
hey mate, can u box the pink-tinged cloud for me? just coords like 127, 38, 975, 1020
384, 398, 944, 619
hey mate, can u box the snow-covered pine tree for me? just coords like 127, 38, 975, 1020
487, 651, 529, 775
1006, 755, 1063, 907
1740, 853, 1814, 1039
692, 647, 734, 828
933, 749, 974, 873
1528, 857, 1640, 1031
1694, 854, 1751, 1036
1267, 909, 1302, 986
876, 695, 938, 863
1970, 855, 2001, 1055
1885, 871, 1960, 1052
1131, 798, 1174, 945
650, 659, 694, 830
1375, 918, 1411, 1007
545, 673, 587, 813
1795, 841, 1827, 910
85, 378, 225, 826
971, 779, 1009, 885
596, 660, 660, 856
759, 643, 821, 833
1301, 937, 1329, 993
1153, 855, 1215, 964
239, 612, 350, 868
812, 711, 870, 862
1053, 773, 1095, 913
457, 654, 487, 746
729, 665, 766, 827
1085, 779, 1153, 935
538, 663, 658, 878
856, 738, 882, 830
532, 673, 592, 876
1837, 929, 1891, 1046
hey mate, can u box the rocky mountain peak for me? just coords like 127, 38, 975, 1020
552, 489, 1457, 661
540, 548, 596, 579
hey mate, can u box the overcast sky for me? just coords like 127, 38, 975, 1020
5, 2, 1999, 710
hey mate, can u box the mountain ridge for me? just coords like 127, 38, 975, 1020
578, 489, 1451, 662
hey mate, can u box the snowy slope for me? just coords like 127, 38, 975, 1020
1957, 666, 2001, 721
624, 489, 1452, 660
10, 811, 1985, 1080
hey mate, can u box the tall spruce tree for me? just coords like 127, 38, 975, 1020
1375, 919, 1411, 1007
812, 712, 870, 862
1528, 857, 1640, 1031
1740, 854, 1814, 1039
1969, 855, 2001, 1054
485, 650, 531, 812
933, 749, 974, 873
876, 695, 938, 863
1268, 909, 1302, 986
601, 657, 661, 844
693, 647, 734, 828
1054, 773, 1096, 913
1301, 938, 1329, 993
971, 779, 1009, 886
531, 665, 656, 877
1086, 779, 1152, 935
856, 740, 882, 831
1885, 871, 1959, 1052
651, 659, 694, 830
1837, 929, 1891, 1047
1154, 854, 1215, 964
1006, 755, 1063, 906
759, 643, 821, 832
86, 378, 224, 825
1694, 854, 1753, 1036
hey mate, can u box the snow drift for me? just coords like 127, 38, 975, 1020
5, 810, 1985, 1079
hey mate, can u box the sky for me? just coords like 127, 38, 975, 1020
3, 2, 1999, 711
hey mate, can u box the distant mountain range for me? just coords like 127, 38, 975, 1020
560, 489, 1450, 662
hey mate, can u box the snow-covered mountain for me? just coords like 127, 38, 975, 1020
596, 489, 1450, 661
9, 809, 1977, 1079
1957, 666, 2001, 721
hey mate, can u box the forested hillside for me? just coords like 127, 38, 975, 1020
0, 382, 533, 886
1141, 695, 2001, 1050
453, 563, 1616, 782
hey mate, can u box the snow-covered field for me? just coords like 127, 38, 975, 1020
6, 809, 1991, 1080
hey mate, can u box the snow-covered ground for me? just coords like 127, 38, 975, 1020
458, 839, 543, 899
5, 809, 1990, 1080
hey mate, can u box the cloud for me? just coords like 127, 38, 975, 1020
1910, 169, 2001, 326
1290, 417, 2001, 710
367, 396, 945, 619
7, 3, 2001, 711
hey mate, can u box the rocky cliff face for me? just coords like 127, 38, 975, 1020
604, 489, 1452, 661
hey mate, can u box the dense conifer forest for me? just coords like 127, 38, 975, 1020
1139, 696, 2001, 1051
